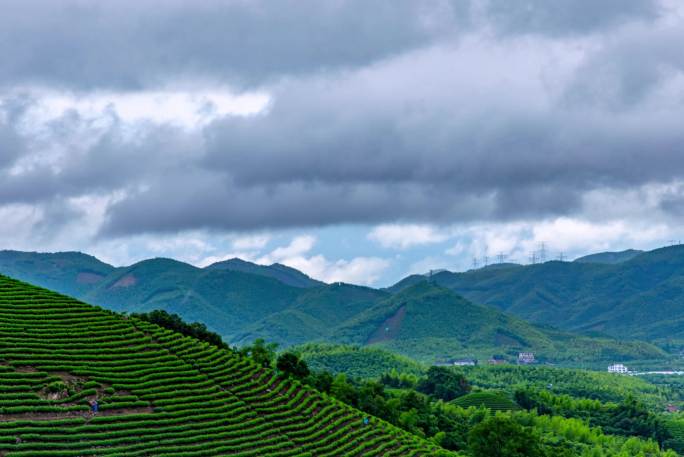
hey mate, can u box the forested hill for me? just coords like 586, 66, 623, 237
0, 274, 446, 456
329, 281, 665, 363
389, 245, 684, 340
0, 248, 674, 364
573, 249, 644, 265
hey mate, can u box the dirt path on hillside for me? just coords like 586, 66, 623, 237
0, 406, 155, 423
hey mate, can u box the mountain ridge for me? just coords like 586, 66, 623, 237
389, 245, 684, 341
0, 246, 680, 364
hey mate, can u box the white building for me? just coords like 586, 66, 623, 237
518, 352, 535, 364
453, 358, 478, 366
608, 363, 628, 374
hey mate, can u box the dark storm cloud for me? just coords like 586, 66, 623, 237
483, 0, 660, 36
0, 0, 663, 92
99, 81, 684, 235
1, 0, 683, 238
201, 75, 684, 191
99, 173, 496, 236
0, 0, 468, 90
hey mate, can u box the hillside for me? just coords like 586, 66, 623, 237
0, 250, 115, 297
233, 283, 389, 346
0, 250, 671, 365
330, 282, 665, 363
0, 253, 308, 343
81, 258, 303, 340
390, 245, 684, 341
207, 258, 323, 288
0, 274, 447, 456
294, 343, 425, 379
574, 249, 644, 264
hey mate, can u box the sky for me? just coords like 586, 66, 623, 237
2, 0, 684, 287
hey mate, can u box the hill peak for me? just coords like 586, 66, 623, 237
574, 249, 644, 264
207, 257, 322, 288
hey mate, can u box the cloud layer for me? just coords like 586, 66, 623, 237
1, 0, 684, 284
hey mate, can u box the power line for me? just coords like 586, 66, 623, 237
539, 242, 547, 263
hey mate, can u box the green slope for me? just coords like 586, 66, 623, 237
81, 258, 304, 341
574, 249, 644, 264
332, 282, 666, 363
0, 250, 115, 297
451, 391, 520, 411
0, 249, 673, 365
294, 343, 425, 379
390, 245, 684, 341
207, 258, 323, 288
0, 274, 449, 456
234, 283, 389, 346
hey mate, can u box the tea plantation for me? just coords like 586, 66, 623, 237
0, 275, 447, 456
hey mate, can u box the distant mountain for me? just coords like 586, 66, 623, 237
80, 258, 303, 339
574, 249, 643, 264
233, 282, 388, 346
207, 257, 323, 288
0, 252, 304, 341
0, 248, 671, 364
331, 281, 664, 363
389, 245, 684, 341
0, 250, 115, 297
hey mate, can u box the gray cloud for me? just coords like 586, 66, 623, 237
0, 0, 467, 90
564, 24, 684, 108
1, 0, 684, 240
100, 173, 496, 236
0, 95, 33, 169
0, 0, 663, 92
483, 0, 660, 36
100, 90, 684, 235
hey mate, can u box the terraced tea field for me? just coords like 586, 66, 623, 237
0, 275, 447, 456
451, 391, 520, 412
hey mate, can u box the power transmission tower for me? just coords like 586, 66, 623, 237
539, 242, 547, 263
483, 255, 489, 267
558, 252, 565, 262
498, 252, 506, 264
529, 252, 537, 265
472, 257, 479, 269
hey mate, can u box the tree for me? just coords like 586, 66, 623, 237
131, 309, 227, 349
468, 415, 543, 457
330, 374, 358, 406
306, 370, 333, 393
417, 366, 470, 401
276, 352, 310, 379
239, 338, 278, 367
